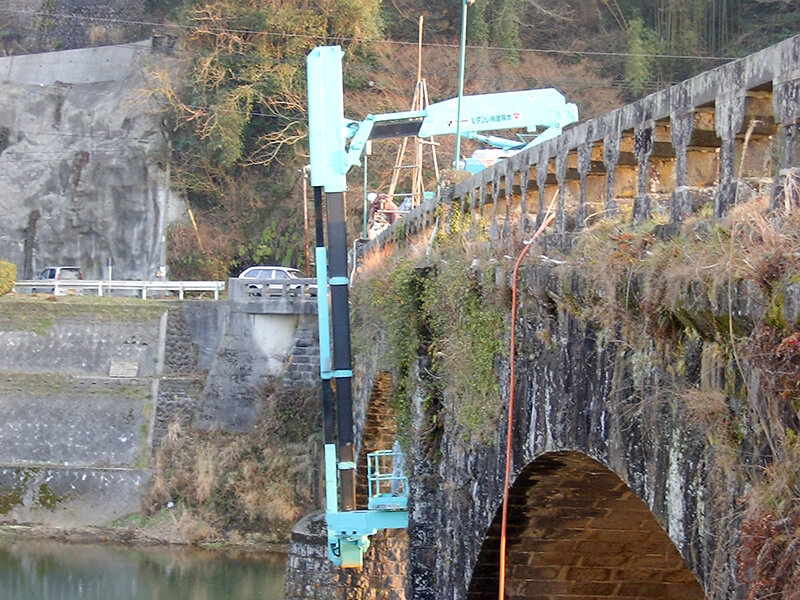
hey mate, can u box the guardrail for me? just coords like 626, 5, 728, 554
13, 279, 226, 300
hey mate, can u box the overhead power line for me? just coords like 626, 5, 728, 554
1, 8, 739, 62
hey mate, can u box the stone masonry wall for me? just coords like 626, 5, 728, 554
402, 266, 800, 599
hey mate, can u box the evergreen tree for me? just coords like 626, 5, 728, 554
624, 17, 654, 97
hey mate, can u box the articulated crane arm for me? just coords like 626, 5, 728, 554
344, 88, 579, 171
306, 45, 577, 570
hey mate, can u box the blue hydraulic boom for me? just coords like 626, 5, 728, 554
344, 85, 578, 173
306, 45, 578, 569
307, 46, 409, 569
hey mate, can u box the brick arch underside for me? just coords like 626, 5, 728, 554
356, 371, 398, 508
467, 452, 706, 599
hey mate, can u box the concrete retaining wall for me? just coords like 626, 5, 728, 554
0, 467, 151, 527
0, 319, 164, 377
0, 42, 150, 86
0, 382, 153, 466
197, 307, 320, 431
0, 298, 319, 527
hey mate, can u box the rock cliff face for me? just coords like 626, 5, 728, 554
0, 41, 184, 280
0, 0, 152, 55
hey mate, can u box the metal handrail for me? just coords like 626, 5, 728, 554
13, 279, 226, 300
367, 448, 408, 509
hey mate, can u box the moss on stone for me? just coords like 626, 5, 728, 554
764, 289, 786, 330
0, 487, 23, 515
36, 484, 61, 510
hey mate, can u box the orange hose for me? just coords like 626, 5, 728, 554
498, 208, 556, 600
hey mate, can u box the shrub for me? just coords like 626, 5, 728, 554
146, 381, 321, 542
0, 260, 16, 295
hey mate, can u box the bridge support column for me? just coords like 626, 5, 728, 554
632, 123, 654, 225
714, 92, 746, 217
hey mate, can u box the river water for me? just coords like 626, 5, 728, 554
0, 539, 286, 599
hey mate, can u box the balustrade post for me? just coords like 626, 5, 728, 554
555, 150, 568, 234
632, 124, 654, 225
536, 153, 549, 229
714, 90, 746, 218
519, 164, 530, 241
603, 119, 621, 219
669, 110, 694, 224
772, 71, 800, 211
576, 143, 590, 230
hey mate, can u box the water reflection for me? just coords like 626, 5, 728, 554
0, 539, 285, 599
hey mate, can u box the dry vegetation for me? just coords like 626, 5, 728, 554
351, 210, 511, 444
145, 381, 322, 545
563, 190, 800, 597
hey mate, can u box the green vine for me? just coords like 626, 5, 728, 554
352, 211, 509, 440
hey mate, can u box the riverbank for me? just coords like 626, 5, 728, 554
0, 521, 289, 554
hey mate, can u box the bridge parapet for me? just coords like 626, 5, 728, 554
361, 34, 800, 258
227, 277, 317, 315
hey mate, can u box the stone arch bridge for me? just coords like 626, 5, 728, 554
285, 34, 800, 600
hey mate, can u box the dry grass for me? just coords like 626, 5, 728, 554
145, 382, 321, 544
567, 194, 800, 598
738, 433, 800, 599
571, 194, 800, 337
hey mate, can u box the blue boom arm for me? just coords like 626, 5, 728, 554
344, 88, 578, 170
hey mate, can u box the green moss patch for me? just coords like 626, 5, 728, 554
0, 373, 151, 399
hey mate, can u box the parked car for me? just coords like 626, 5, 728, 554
238, 265, 317, 297
34, 266, 84, 295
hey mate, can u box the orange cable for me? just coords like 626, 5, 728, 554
498, 207, 556, 600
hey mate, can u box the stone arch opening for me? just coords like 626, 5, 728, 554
467, 451, 706, 599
